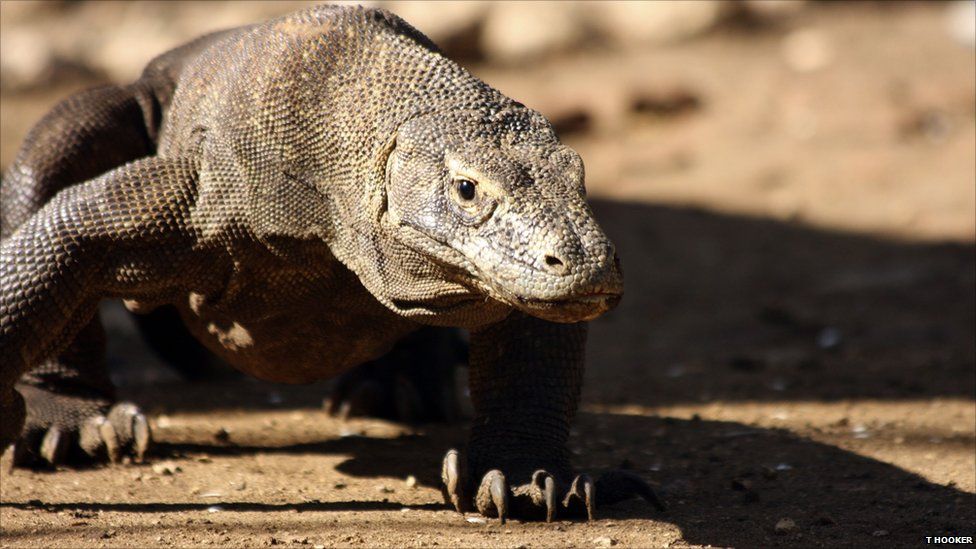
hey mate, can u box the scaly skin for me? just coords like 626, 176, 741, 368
0, 5, 659, 520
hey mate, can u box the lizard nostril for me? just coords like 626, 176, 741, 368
543, 254, 568, 275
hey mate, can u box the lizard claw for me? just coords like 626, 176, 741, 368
132, 412, 151, 463
439, 449, 663, 522
476, 469, 510, 524
541, 471, 557, 523
441, 448, 467, 513
13, 388, 154, 469
39, 426, 70, 466
99, 418, 122, 464
563, 474, 596, 521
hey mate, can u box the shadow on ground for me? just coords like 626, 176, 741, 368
4, 412, 973, 547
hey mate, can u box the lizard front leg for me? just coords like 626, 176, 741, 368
1, 157, 205, 461
2, 82, 167, 468
440, 312, 663, 522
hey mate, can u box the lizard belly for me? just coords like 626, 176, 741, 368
172, 257, 417, 384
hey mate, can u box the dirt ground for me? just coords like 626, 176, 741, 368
1, 2, 974, 548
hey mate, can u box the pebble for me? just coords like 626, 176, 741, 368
405, 475, 418, 488
213, 427, 231, 442
775, 518, 796, 534
152, 461, 182, 475
593, 536, 616, 547
465, 516, 487, 524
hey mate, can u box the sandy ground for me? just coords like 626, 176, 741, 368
1, 3, 974, 548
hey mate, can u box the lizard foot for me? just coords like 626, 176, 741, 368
10, 385, 151, 468
440, 449, 665, 523
325, 327, 466, 423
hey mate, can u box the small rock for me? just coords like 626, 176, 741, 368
405, 475, 417, 488
152, 461, 182, 476
207, 506, 223, 513
593, 536, 616, 547
816, 515, 836, 526
730, 478, 753, 491
333, 481, 347, 489
465, 516, 487, 524
481, 2, 583, 64
782, 28, 834, 73
213, 427, 231, 442
775, 518, 796, 534
815, 326, 843, 350
592, 2, 725, 46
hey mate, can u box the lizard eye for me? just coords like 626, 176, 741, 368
454, 177, 477, 202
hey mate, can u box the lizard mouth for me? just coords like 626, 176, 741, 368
508, 292, 622, 323
390, 222, 621, 323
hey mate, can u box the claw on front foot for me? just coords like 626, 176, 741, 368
563, 474, 596, 521
441, 449, 467, 513
439, 449, 664, 523
477, 470, 510, 524
13, 400, 152, 468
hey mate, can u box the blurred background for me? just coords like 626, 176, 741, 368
2, 0, 974, 239
1, 2, 974, 548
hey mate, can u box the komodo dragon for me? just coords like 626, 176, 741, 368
0, 5, 662, 521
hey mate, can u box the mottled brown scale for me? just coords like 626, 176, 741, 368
0, 5, 658, 519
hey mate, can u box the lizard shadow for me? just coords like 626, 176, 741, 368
9, 411, 969, 547
584, 199, 974, 406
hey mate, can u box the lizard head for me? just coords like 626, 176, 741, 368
381, 107, 622, 324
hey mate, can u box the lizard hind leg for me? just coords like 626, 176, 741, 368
325, 326, 468, 423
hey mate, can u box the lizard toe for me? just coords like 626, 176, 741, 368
439, 449, 663, 523
476, 469, 510, 524
11, 384, 153, 469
